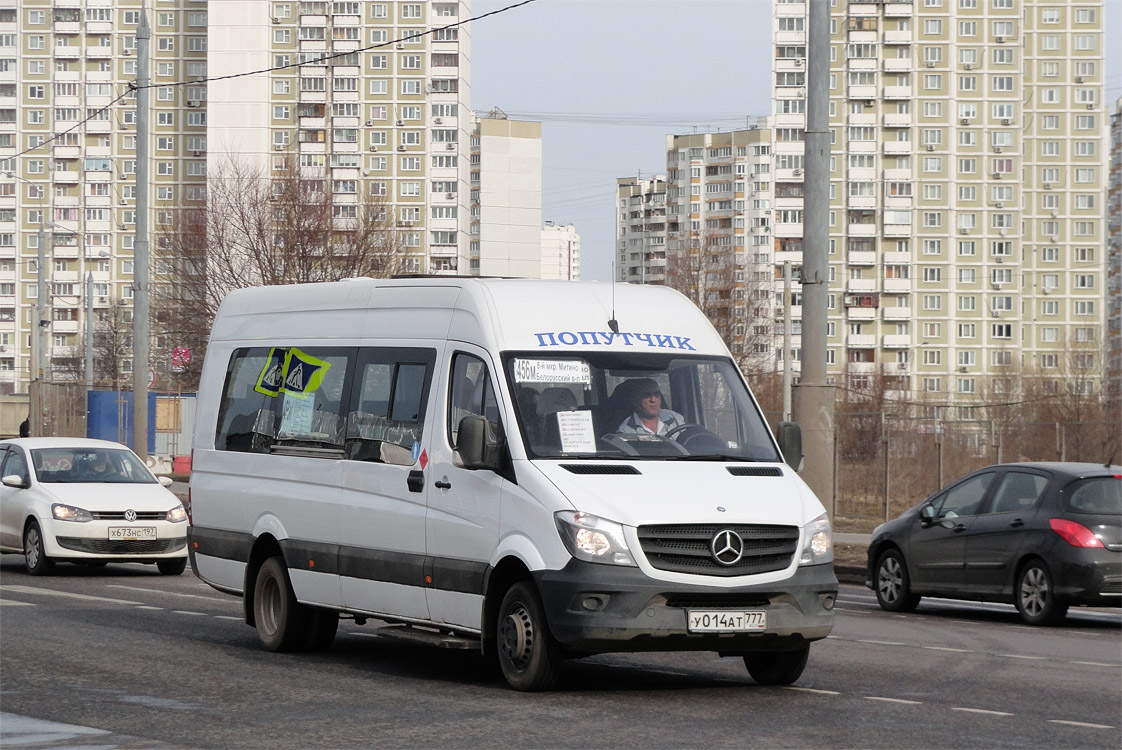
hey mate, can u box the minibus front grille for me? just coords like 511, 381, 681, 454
560, 464, 640, 475
636, 524, 799, 577
726, 466, 783, 477
55, 537, 187, 555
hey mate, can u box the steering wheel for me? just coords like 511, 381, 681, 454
664, 423, 705, 441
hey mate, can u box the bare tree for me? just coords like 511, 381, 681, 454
154, 155, 418, 390
93, 301, 134, 391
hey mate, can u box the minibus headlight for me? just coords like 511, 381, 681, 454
166, 505, 187, 523
52, 503, 93, 523
555, 511, 636, 566
799, 512, 833, 566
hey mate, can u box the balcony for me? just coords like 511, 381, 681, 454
847, 280, 879, 295
53, 171, 80, 184
849, 195, 877, 209
883, 223, 912, 238
883, 30, 912, 44
848, 306, 877, 321
848, 112, 877, 126
883, 86, 912, 99
883, 58, 911, 73
848, 58, 877, 72
882, 334, 911, 348
883, 141, 911, 155
883, 278, 912, 293
883, 168, 912, 181
884, 3, 915, 17
848, 250, 877, 265
848, 85, 877, 100
882, 113, 911, 128
846, 334, 877, 348
847, 223, 876, 237
882, 251, 911, 264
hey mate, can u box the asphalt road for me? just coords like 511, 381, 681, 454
1, 555, 1119, 750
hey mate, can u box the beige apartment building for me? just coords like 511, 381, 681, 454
540, 221, 580, 280
0, 0, 206, 394
771, 0, 1108, 409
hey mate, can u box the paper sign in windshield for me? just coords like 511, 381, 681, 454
513, 359, 590, 385
557, 411, 597, 453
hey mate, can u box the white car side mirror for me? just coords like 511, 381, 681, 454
2, 474, 27, 488
158, 476, 173, 487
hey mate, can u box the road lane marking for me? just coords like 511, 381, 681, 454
866, 697, 922, 705
0, 585, 141, 606
0, 599, 35, 606
215, 615, 242, 621
923, 646, 972, 653
785, 687, 841, 695
172, 610, 206, 616
1072, 661, 1117, 667
856, 639, 907, 646
1047, 720, 1115, 730
107, 585, 228, 601
996, 654, 1045, 660
135, 606, 164, 610
953, 707, 1014, 716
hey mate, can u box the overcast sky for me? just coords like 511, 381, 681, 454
471, 0, 1122, 282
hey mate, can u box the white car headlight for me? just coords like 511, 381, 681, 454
166, 506, 187, 523
555, 511, 636, 566
799, 512, 833, 566
52, 503, 93, 523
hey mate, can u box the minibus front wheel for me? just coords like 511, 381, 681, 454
254, 556, 310, 652
743, 644, 809, 685
496, 581, 560, 691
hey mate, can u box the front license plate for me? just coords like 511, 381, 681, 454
108, 526, 157, 541
687, 610, 767, 633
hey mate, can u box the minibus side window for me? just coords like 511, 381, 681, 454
216, 348, 281, 453
448, 353, 501, 447
346, 348, 435, 464
274, 348, 353, 450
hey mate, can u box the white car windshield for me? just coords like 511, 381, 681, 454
503, 352, 780, 461
31, 448, 157, 484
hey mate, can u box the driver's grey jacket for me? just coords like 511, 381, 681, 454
617, 410, 686, 436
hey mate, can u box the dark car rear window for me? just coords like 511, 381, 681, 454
1062, 477, 1121, 515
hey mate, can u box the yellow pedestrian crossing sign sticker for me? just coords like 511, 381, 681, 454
254, 347, 331, 399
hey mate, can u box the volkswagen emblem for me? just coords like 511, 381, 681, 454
124, 509, 137, 522
711, 529, 744, 566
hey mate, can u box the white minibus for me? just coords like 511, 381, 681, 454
188, 278, 836, 690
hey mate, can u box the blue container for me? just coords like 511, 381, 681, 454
86, 391, 157, 453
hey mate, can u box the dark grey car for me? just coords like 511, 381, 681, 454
866, 462, 1121, 625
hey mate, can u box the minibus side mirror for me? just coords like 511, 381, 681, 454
776, 421, 803, 471
457, 415, 505, 472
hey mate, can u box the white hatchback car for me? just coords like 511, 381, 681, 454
0, 438, 188, 575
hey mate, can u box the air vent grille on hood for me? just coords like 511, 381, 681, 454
726, 466, 783, 477
560, 464, 640, 475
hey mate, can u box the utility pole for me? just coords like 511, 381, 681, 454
132, 4, 151, 460
783, 261, 792, 422
791, 0, 836, 508
85, 271, 94, 388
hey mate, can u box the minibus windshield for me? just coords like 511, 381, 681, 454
503, 352, 781, 461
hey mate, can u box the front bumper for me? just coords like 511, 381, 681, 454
534, 560, 837, 654
43, 518, 188, 560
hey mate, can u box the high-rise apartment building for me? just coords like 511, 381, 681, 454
0, 0, 206, 394
540, 221, 580, 280
770, 0, 1107, 407
469, 107, 541, 277
1107, 96, 1121, 403
208, 0, 473, 277
615, 175, 668, 284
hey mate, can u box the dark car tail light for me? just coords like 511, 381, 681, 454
1049, 518, 1104, 548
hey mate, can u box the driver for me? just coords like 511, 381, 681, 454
617, 378, 686, 436
85, 453, 121, 481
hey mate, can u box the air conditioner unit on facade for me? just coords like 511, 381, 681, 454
120, 198, 127, 205
192, 150, 201, 157
959, 366, 968, 373
445, 143, 455, 150
1075, 76, 1084, 84
274, 144, 283, 151
397, 145, 406, 151
272, 18, 280, 24
865, 100, 874, 107
992, 172, 1001, 179
994, 201, 1003, 208
396, 119, 404, 126
793, 168, 803, 176
396, 43, 404, 49
98, 297, 108, 304
795, 58, 804, 66
118, 224, 126, 230
365, 120, 373, 126
1001, 118, 1010, 125
433, 117, 442, 124
926, 61, 935, 68
995, 36, 1004, 43
926, 144, 935, 151
1086, 103, 1095, 110
964, 63, 974, 70
960, 118, 969, 125
1043, 182, 1052, 189
187, 101, 199, 108
445, 192, 454, 199
369, 145, 378, 152
994, 146, 1002, 153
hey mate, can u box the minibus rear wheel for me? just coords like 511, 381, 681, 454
496, 581, 560, 691
253, 556, 310, 651
743, 645, 809, 685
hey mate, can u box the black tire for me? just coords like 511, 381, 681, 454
253, 556, 311, 651
495, 581, 560, 691
874, 549, 920, 612
157, 558, 188, 576
23, 520, 55, 576
743, 645, 810, 685
303, 609, 339, 651
1015, 559, 1068, 626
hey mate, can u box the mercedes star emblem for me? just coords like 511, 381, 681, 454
711, 529, 744, 566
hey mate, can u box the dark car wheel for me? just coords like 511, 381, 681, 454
744, 646, 809, 685
24, 521, 55, 576
496, 581, 560, 691
1015, 559, 1068, 626
253, 556, 311, 651
157, 558, 187, 576
875, 549, 920, 612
